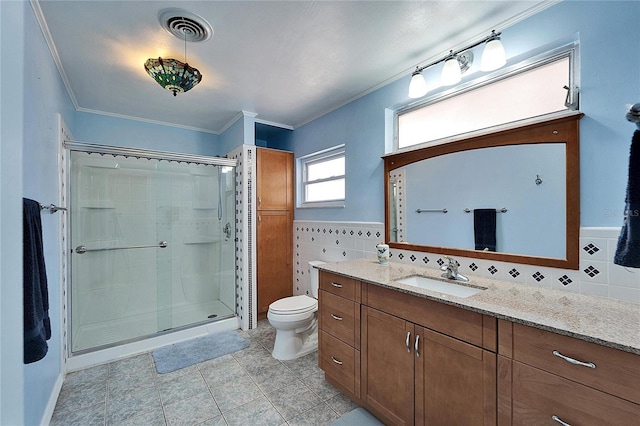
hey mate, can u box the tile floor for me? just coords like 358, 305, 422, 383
50, 320, 358, 425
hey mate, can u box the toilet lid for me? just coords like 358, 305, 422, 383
269, 295, 317, 315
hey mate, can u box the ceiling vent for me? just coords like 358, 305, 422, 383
158, 8, 213, 43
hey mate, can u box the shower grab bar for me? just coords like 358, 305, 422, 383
75, 241, 168, 254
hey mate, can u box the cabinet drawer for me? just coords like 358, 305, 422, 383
512, 323, 640, 404
319, 271, 360, 302
512, 361, 640, 425
320, 330, 358, 395
365, 282, 486, 348
319, 290, 359, 348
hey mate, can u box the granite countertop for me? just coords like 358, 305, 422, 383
316, 258, 640, 355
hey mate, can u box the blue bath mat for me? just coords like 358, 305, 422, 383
152, 331, 249, 374
330, 408, 384, 426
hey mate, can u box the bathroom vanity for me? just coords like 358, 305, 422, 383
316, 259, 640, 425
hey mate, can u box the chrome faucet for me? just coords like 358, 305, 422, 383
440, 256, 469, 282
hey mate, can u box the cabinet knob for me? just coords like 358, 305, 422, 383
331, 313, 343, 321
552, 350, 596, 369
406, 331, 411, 353
415, 334, 420, 358
331, 356, 343, 365
331, 282, 343, 288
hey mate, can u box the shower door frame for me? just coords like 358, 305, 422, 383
63, 140, 238, 355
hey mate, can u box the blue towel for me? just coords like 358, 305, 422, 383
474, 208, 497, 252
615, 131, 640, 267
23, 198, 51, 364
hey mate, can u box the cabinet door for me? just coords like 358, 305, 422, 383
257, 210, 292, 314
256, 148, 293, 211
361, 306, 415, 426
415, 326, 496, 426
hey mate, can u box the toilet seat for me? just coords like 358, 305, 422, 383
269, 295, 317, 316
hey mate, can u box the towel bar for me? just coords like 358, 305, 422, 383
464, 208, 507, 213
39, 203, 67, 214
416, 208, 448, 213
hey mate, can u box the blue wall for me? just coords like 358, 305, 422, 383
21, 1, 76, 424
292, 1, 640, 228
74, 112, 220, 156
1, 2, 26, 425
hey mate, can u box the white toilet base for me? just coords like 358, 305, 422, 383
270, 319, 318, 361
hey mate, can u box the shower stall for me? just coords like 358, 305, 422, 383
67, 144, 237, 353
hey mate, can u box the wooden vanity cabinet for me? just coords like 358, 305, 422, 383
318, 272, 361, 397
318, 270, 640, 426
361, 283, 497, 426
498, 320, 640, 425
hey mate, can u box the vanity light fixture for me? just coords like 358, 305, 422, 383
408, 30, 506, 98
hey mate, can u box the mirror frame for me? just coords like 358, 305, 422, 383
384, 114, 583, 270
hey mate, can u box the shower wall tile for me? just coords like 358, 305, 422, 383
294, 223, 640, 304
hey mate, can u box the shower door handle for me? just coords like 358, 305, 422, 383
75, 241, 168, 254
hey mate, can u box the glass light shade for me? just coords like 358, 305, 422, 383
481, 38, 506, 71
144, 57, 202, 96
408, 72, 428, 98
441, 57, 462, 86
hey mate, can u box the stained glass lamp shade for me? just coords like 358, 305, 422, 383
144, 57, 202, 96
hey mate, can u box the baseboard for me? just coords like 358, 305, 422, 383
40, 372, 64, 425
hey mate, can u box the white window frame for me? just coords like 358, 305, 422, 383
395, 41, 580, 152
296, 144, 346, 208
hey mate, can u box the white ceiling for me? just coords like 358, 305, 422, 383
36, 1, 549, 134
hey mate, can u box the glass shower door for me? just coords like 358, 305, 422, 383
69, 151, 236, 353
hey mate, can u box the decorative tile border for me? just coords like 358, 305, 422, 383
294, 222, 639, 304
229, 145, 257, 330
293, 221, 384, 296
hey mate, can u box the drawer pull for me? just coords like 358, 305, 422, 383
330, 313, 343, 321
551, 415, 571, 426
415, 334, 420, 358
331, 282, 343, 288
331, 356, 343, 365
406, 331, 411, 353
552, 350, 596, 369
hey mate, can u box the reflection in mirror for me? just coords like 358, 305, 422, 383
390, 144, 566, 258
384, 114, 582, 269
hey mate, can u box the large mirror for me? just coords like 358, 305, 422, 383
384, 114, 582, 269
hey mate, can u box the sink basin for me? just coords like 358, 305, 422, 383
395, 275, 486, 298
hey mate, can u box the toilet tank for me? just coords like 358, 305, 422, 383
307, 261, 325, 298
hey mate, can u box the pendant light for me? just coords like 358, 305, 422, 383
145, 11, 211, 96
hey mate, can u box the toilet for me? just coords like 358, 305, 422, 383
267, 260, 325, 360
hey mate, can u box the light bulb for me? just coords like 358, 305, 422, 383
441, 56, 461, 86
408, 72, 428, 98
481, 37, 506, 71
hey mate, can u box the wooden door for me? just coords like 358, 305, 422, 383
361, 306, 415, 426
256, 210, 292, 314
256, 148, 293, 211
415, 326, 496, 426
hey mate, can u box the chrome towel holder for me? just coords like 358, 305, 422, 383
39, 203, 67, 214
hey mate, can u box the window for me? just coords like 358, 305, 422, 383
297, 145, 345, 208
397, 43, 579, 150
